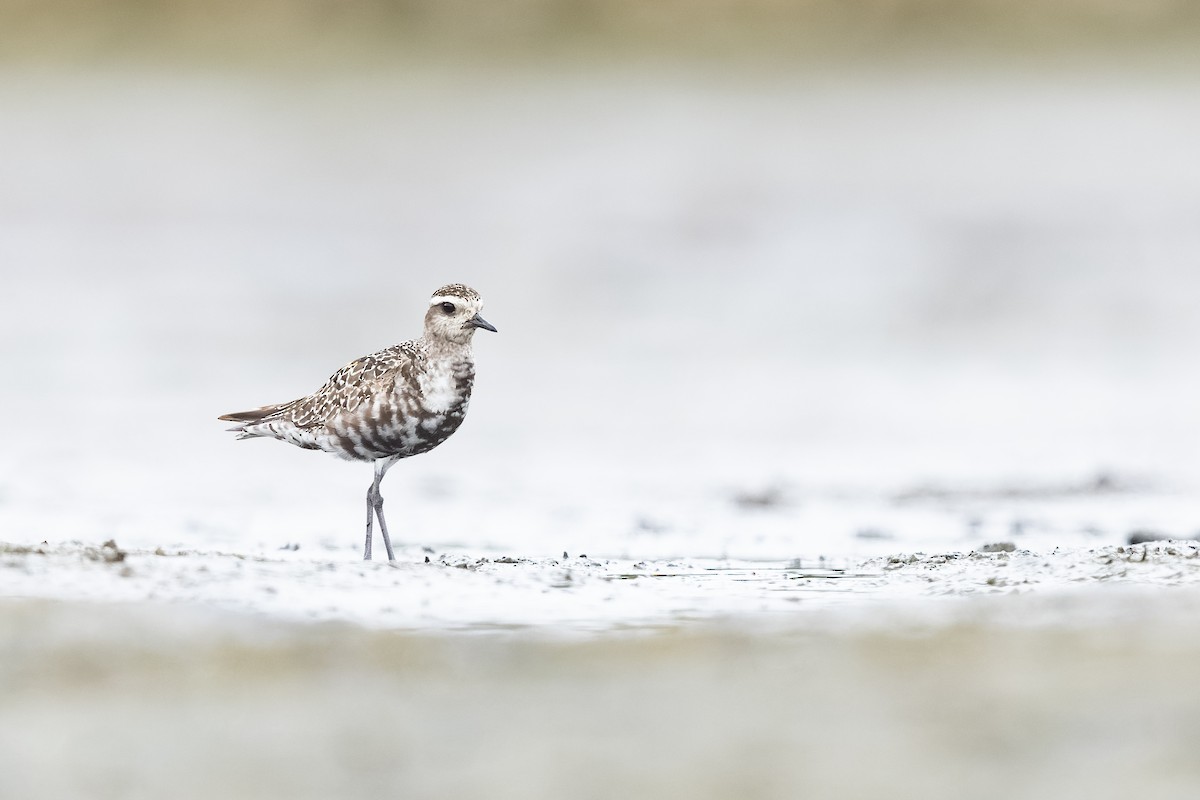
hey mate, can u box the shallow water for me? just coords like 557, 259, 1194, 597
3, 62, 1200, 567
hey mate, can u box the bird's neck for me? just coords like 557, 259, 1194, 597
421, 334, 474, 364
417, 335, 476, 412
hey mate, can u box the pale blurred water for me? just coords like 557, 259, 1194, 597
2, 62, 1200, 559
5, 595, 1200, 800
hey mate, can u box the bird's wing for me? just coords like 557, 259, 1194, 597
281, 342, 427, 428
218, 341, 426, 433
217, 404, 289, 424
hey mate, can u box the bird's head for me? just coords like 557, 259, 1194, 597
424, 284, 497, 345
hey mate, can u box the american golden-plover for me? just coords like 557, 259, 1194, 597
219, 284, 497, 560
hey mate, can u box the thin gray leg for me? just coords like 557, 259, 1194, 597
363, 479, 375, 561
376, 501, 396, 562
367, 457, 400, 562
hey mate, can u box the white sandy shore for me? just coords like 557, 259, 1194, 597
3, 539, 1200, 631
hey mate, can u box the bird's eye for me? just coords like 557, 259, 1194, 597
440, 302, 456, 314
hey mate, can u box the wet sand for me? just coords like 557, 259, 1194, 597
4, 539, 1200, 630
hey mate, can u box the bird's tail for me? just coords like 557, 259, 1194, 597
218, 404, 287, 438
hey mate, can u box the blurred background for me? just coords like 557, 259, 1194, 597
2, 0, 1200, 560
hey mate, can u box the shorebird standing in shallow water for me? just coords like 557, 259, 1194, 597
219, 284, 497, 561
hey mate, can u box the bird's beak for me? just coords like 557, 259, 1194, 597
466, 313, 498, 333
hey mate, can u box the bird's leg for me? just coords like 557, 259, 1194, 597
363, 480, 376, 561
369, 457, 399, 562
375, 497, 396, 562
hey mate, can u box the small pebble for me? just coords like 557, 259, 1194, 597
1127, 531, 1170, 545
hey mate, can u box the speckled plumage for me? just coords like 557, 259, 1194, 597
219, 284, 496, 560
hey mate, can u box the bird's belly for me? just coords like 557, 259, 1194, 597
376, 411, 466, 457
322, 398, 469, 461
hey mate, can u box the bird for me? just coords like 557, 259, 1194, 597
219, 284, 497, 561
